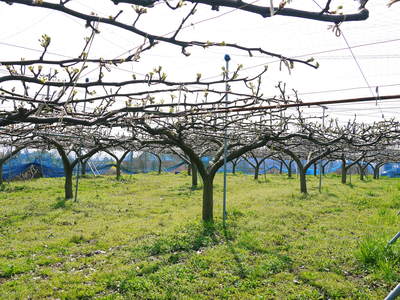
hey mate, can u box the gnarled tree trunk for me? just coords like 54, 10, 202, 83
81, 160, 87, 176
116, 161, 122, 180
357, 163, 367, 181
287, 160, 293, 178
254, 164, 260, 180
64, 164, 74, 199
202, 176, 214, 222
341, 158, 347, 184
191, 162, 198, 187
106, 150, 130, 180
232, 161, 237, 174
373, 163, 384, 179
299, 169, 307, 194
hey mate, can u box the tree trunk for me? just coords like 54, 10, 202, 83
299, 170, 307, 194
202, 176, 214, 222
341, 159, 347, 184
81, 160, 87, 176
157, 159, 162, 174
359, 165, 364, 181
155, 154, 162, 174
187, 164, 191, 176
374, 164, 382, 179
64, 165, 73, 199
55, 145, 74, 199
288, 161, 292, 178
373, 167, 379, 179
116, 161, 122, 180
232, 162, 237, 174
254, 165, 259, 180
192, 163, 198, 187
313, 162, 317, 176
279, 161, 283, 174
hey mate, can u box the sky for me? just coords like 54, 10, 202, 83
0, 0, 399, 124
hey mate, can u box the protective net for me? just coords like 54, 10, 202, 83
1, 149, 389, 181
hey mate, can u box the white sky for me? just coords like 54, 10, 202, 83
0, 0, 399, 124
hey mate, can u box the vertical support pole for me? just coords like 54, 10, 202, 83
74, 79, 89, 202
385, 283, 400, 300
350, 166, 352, 184
263, 160, 267, 182
319, 106, 327, 193
74, 149, 81, 202
223, 54, 230, 224
83, 78, 89, 113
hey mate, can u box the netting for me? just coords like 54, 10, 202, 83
381, 163, 400, 178
1, 150, 188, 180
0, 149, 389, 181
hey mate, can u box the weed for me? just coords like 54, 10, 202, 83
69, 234, 89, 244
52, 197, 69, 209
355, 234, 400, 283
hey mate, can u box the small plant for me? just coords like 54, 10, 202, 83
355, 235, 400, 283
0, 264, 16, 278
52, 197, 67, 209
0, 264, 30, 278
69, 234, 88, 244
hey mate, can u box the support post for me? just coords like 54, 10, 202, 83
319, 106, 327, 193
74, 155, 80, 202
223, 54, 230, 224
385, 283, 400, 300
74, 80, 88, 203
388, 232, 400, 245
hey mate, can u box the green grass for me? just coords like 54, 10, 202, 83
1, 173, 400, 299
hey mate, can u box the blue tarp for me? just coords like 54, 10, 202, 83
1, 149, 389, 180
3, 161, 65, 180
382, 163, 400, 178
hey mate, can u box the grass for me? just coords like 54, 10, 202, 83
1, 172, 400, 299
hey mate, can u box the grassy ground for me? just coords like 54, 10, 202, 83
1, 172, 400, 299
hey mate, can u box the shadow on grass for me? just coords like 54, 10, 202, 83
325, 192, 338, 198
168, 183, 202, 196
52, 197, 72, 209
144, 218, 248, 279
222, 222, 247, 278
190, 185, 202, 191
143, 221, 221, 257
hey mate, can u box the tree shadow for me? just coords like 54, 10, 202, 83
222, 222, 247, 278
143, 221, 220, 257
190, 185, 202, 191
52, 197, 72, 209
